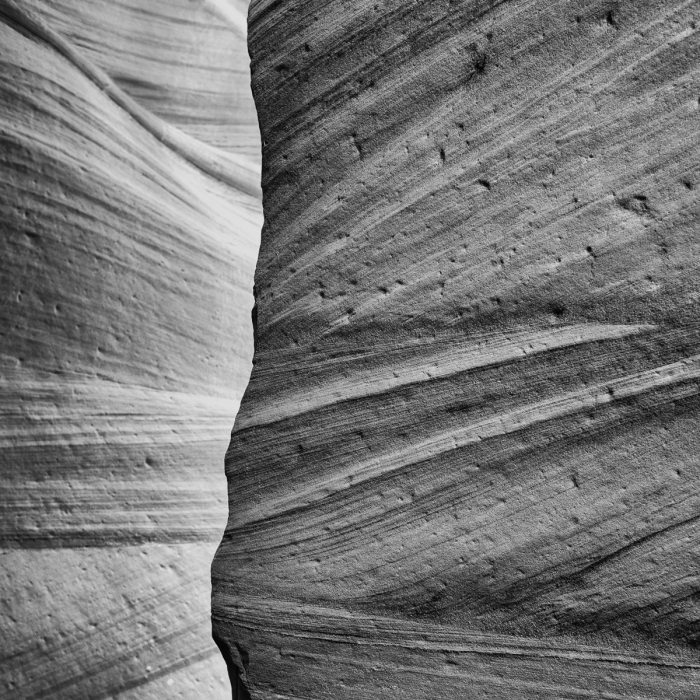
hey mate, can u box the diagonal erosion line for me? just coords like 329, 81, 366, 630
238, 348, 700, 525
213, 594, 700, 669
0, 378, 241, 447
24, 627, 219, 700
2, 574, 219, 699
237, 323, 654, 429
0, 0, 261, 198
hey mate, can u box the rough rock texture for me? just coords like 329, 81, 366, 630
0, 0, 260, 697
213, 0, 700, 697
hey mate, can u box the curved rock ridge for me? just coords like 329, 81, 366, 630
0, 0, 260, 697
21, 0, 258, 158
213, 0, 700, 697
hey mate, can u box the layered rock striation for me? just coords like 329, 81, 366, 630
213, 0, 700, 697
0, 0, 260, 697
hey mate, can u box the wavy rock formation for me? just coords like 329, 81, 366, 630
213, 0, 700, 697
0, 0, 260, 697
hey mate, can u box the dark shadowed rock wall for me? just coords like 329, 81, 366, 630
213, 0, 700, 697
0, 0, 260, 697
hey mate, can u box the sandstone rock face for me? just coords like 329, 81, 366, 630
0, 1, 260, 697
213, 0, 700, 697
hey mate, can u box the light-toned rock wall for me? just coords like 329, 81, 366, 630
213, 0, 700, 697
0, 0, 260, 696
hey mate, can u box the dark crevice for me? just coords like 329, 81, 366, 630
213, 634, 252, 700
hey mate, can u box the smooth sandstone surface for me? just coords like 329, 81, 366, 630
0, 0, 260, 697
213, 0, 700, 697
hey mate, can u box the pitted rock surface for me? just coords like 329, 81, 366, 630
213, 0, 700, 697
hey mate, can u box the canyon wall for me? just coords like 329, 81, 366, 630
213, 0, 700, 697
0, 0, 260, 697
